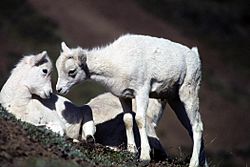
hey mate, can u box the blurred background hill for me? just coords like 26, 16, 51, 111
0, 0, 249, 166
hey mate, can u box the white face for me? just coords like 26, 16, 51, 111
56, 42, 88, 95
22, 51, 53, 99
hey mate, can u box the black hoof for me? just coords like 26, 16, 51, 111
86, 135, 95, 144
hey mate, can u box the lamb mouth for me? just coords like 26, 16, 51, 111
42, 91, 52, 99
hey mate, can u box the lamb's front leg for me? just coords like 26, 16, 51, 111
82, 106, 96, 143
135, 89, 151, 163
119, 97, 138, 154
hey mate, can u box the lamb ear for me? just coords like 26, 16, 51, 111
33, 51, 48, 66
61, 42, 70, 52
24, 51, 48, 66
40, 51, 48, 57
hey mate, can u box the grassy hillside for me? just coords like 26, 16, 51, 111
0, 104, 135, 167
0, 105, 190, 167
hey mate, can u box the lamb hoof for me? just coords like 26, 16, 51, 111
139, 152, 151, 166
138, 159, 150, 166
73, 139, 80, 143
86, 135, 95, 144
127, 144, 138, 154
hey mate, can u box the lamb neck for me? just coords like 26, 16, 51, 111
86, 49, 115, 86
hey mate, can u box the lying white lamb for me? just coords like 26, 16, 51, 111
0, 51, 95, 140
56, 34, 208, 167
0, 51, 167, 160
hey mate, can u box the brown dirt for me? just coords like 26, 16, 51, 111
0, 114, 63, 166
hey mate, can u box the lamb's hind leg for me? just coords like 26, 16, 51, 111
119, 98, 138, 153
169, 84, 207, 167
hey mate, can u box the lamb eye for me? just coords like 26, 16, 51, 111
42, 69, 48, 74
68, 69, 76, 77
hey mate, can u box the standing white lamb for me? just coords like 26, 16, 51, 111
0, 51, 167, 160
56, 34, 208, 167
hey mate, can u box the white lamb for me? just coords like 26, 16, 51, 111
56, 34, 208, 167
0, 51, 96, 140
0, 52, 167, 160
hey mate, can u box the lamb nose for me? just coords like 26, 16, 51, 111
57, 88, 62, 93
